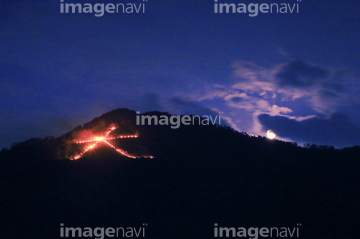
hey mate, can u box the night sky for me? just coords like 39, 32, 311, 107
1, 0, 360, 148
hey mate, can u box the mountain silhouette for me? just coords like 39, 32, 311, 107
0, 108, 359, 238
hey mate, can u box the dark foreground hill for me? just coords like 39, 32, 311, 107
0, 108, 359, 238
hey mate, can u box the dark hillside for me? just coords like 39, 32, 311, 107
0, 109, 359, 238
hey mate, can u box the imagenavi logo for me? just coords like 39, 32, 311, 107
60, 0, 148, 17
214, 223, 302, 238
214, 0, 302, 17
60, 223, 147, 239
136, 112, 223, 129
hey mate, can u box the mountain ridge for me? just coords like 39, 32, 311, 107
0, 108, 360, 238
1, 108, 360, 162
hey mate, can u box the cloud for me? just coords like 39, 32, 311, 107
192, 59, 360, 146
269, 105, 293, 116
232, 60, 270, 82
258, 113, 360, 147
275, 60, 329, 88
229, 59, 359, 115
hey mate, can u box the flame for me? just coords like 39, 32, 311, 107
71, 125, 153, 160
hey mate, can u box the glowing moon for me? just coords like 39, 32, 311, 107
266, 130, 276, 140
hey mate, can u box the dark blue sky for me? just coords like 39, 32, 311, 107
1, 0, 360, 148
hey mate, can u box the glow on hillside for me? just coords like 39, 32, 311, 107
71, 125, 154, 160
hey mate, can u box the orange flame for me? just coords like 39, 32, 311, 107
71, 125, 153, 160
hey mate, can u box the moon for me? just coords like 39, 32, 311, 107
266, 130, 276, 140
